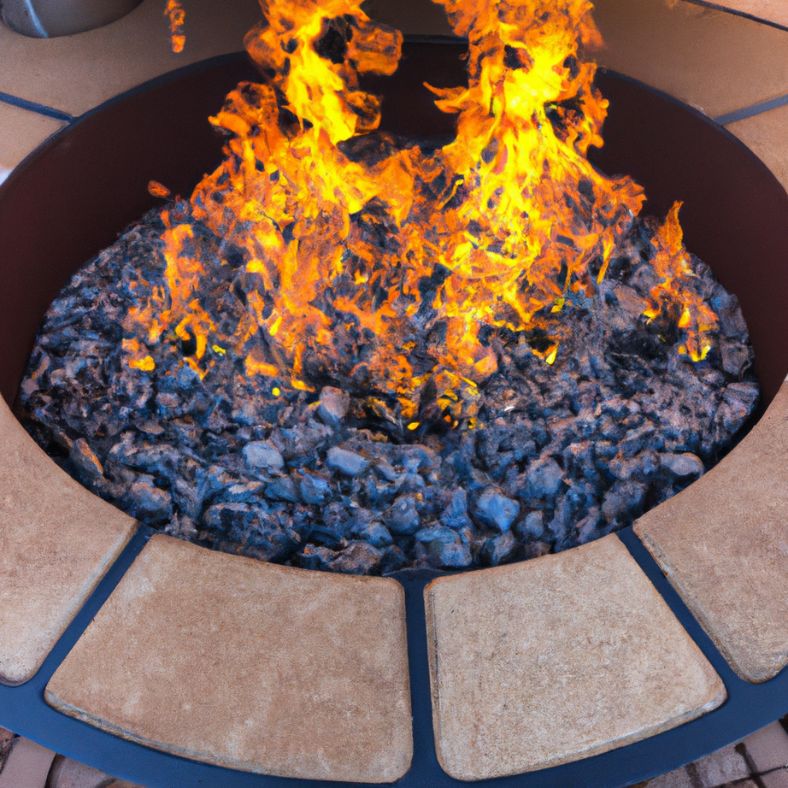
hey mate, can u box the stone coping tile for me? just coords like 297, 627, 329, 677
635, 382, 788, 683
0, 0, 261, 117
424, 535, 725, 782
0, 397, 136, 685
591, 0, 788, 118
727, 103, 788, 190
0, 102, 64, 177
46, 535, 413, 784
696, 0, 788, 28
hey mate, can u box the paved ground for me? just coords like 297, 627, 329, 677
1, 719, 786, 786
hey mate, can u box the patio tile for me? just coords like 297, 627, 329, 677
46, 535, 413, 784
0, 397, 136, 685
694, 0, 788, 28
691, 743, 750, 784
727, 103, 788, 190
744, 722, 788, 773
0, 737, 55, 788
424, 535, 724, 782
592, 0, 788, 118
0, 103, 63, 180
635, 381, 788, 682
0, 0, 261, 117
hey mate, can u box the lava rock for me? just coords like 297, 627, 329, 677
387, 494, 421, 535
525, 457, 564, 499
431, 540, 473, 568
123, 476, 173, 523
69, 438, 104, 481
481, 530, 518, 566
474, 487, 520, 532
329, 541, 382, 574
326, 446, 369, 476
243, 441, 285, 473
660, 452, 704, 479
298, 471, 333, 504
317, 386, 351, 427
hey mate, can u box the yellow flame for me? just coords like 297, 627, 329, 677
127, 0, 719, 422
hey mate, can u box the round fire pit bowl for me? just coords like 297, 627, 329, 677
0, 42, 786, 787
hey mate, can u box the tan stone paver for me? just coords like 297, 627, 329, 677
0, 0, 261, 117
0, 103, 64, 182
727, 103, 788, 191
424, 535, 725, 781
46, 535, 413, 784
635, 382, 788, 682
0, 397, 136, 685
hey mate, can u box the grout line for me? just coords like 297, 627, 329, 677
715, 94, 788, 125
682, 0, 788, 31
0, 92, 73, 122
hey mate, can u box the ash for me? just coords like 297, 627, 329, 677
18, 204, 759, 574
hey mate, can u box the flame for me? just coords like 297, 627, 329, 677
164, 0, 186, 54
643, 201, 717, 361
128, 0, 719, 423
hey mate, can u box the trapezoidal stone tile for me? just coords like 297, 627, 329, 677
424, 535, 725, 782
0, 102, 64, 181
45, 534, 413, 784
0, 0, 261, 117
635, 381, 788, 683
690, 0, 788, 28
0, 396, 136, 685
727, 103, 788, 191
591, 0, 788, 118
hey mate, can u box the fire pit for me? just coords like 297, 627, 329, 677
0, 18, 786, 788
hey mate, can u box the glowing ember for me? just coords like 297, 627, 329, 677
164, 0, 186, 54
130, 0, 718, 424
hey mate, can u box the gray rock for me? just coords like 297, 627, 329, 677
352, 520, 393, 548
317, 386, 350, 426
516, 510, 544, 540
525, 457, 564, 499
387, 494, 421, 535
124, 476, 172, 523
415, 525, 459, 544
326, 446, 369, 477
329, 541, 382, 574
243, 440, 285, 473
265, 477, 300, 502
299, 471, 333, 504
475, 487, 520, 532
69, 438, 104, 480
660, 452, 704, 479
431, 540, 473, 568
481, 530, 518, 566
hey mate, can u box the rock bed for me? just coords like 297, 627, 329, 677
17, 207, 759, 574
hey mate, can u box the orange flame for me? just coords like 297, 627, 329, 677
164, 0, 186, 54
129, 0, 719, 422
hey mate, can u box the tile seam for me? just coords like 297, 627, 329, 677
682, 0, 788, 32
716, 94, 788, 125
0, 92, 73, 122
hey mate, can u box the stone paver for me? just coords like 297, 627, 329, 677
0, 0, 260, 117
745, 722, 788, 773
728, 103, 788, 191
424, 535, 725, 781
0, 397, 136, 685
0, 738, 55, 788
46, 535, 413, 784
0, 103, 64, 181
635, 382, 788, 682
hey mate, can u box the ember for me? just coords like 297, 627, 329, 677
17, 0, 759, 574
